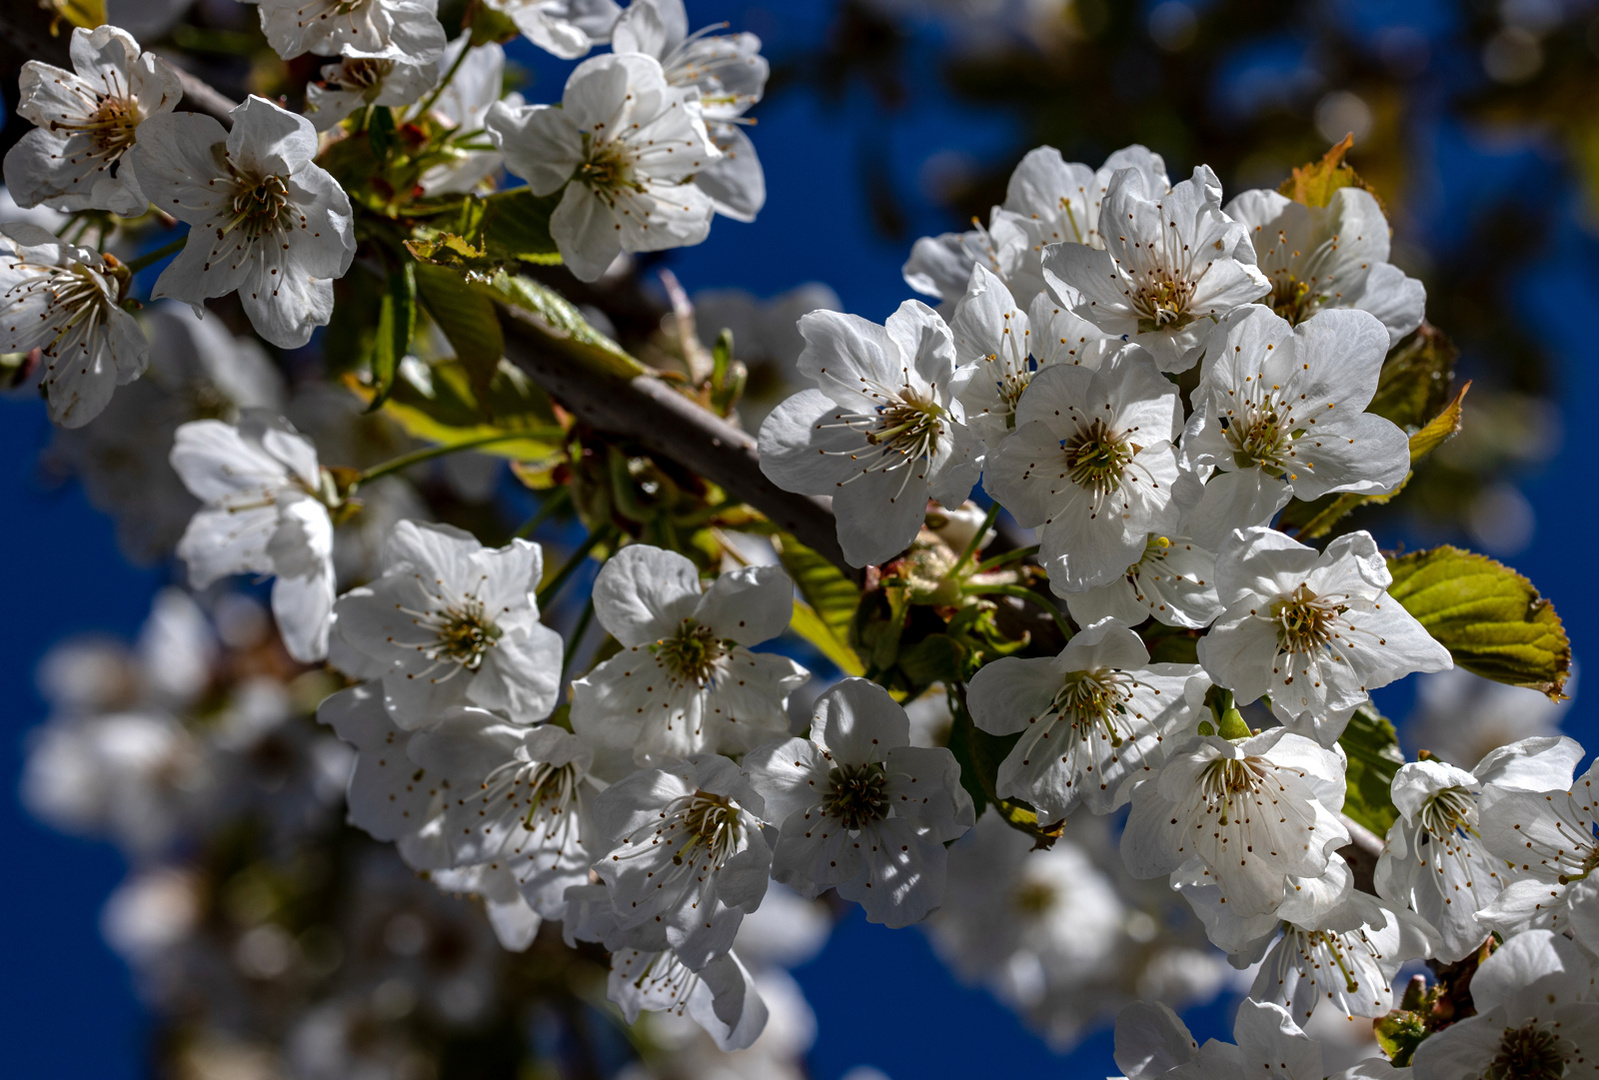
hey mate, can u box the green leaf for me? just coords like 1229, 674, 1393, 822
367, 105, 396, 158
1386, 546, 1571, 699
947, 695, 1062, 847
414, 263, 505, 402
487, 272, 646, 379
344, 357, 562, 462
479, 189, 564, 265
1369, 323, 1458, 431
774, 534, 863, 674
1338, 703, 1404, 836
367, 262, 417, 413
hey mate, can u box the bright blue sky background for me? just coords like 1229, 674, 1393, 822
5, 1, 1599, 1077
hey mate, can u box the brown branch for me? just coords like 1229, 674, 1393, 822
500, 307, 854, 576
1337, 816, 1385, 894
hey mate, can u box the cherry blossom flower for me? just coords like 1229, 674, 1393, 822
243, 0, 446, 66
129, 95, 356, 348
966, 617, 1206, 821
487, 53, 721, 281
485, 0, 621, 59
613, 0, 770, 221
947, 263, 1122, 456
1003, 142, 1169, 254
1113, 997, 1351, 1080
1225, 186, 1426, 346
170, 413, 336, 663
982, 347, 1182, 591
903, 207, 1035, 306
1042, 165, 1270, 372
0, 222, 148, 427
407, 39, 516, 195
305, 53, 440, 131
1476, 756, 1599, 937
316, 683, 436, 861
333, 520, 564, 727
1063, 534, 1222, 631
758, 301, 982, 567
742, 678, 974, 928
1122, 727, 1349, 918
1197, 527, 1451, 744
1177, 306, 1409, 550
1375, 736, 1585, 962
592, 753, 770, 969
608, 945, 769, 1051
1410, 930, 1599, 1080
569, 544, 807, 762
3, 24, 182, 217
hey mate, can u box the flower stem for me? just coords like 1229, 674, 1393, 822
964, 583, 1073, 639
354, 430, 555, 487
947, 502, 1001, 579
516, 486, 573, 539
537, 526, 615, 611
976, 544, 1038, 574
415, 43, 472, 119
123, 234, 188, 274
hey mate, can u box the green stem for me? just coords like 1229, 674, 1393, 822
965, 584, 1073, 639
123, 234, 188, 274
515, 486, 573, 539
415, 43, 471, 118
354, 430, 555, 487
947, 502, 1002, 579
559, 597, 596, 685
537, 526, 614, 611
975, 544, 1039, 574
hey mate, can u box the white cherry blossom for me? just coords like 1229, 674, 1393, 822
609, 944, 769, 1052
170, 413, 336, 663
404, 708, 599, 919
1113, 997, 1335, 1080
742, 678, 974, 928
1225, 185, 1426, 346
569, 544, 807, 762
1197, 527, 1451, 744
243, 0, 446, 65
1003, 142, 1169, 254
407, 38, 515, 195
1375, 736, 1585, 962
966, 617, 1206, 821
1477, 757, 1599, 938
946, 263, 1122, 455
903, 207, 1036, 306
1064, 534, 1223, 630
1041, 164, 1270, 372
0, 222, 148, 427
487, 53, 721, 282
316, 683, 435, 863
1122, 727, 1349, 918
485, 0, 621, 59
130, 95, 356, 348
613, 0, 770, 221
982, 346, 1182, 591
305, 53, 440, 131
1410, 930, 1599, 1080
1177, 306, 1409, 550
758, 301, 981, 567
592, 753, 770, 969
333, 520, 563, 728
3, 24, 182, 217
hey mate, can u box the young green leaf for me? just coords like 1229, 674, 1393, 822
1385, 545, 1571, 699
775, 533, 863, 673
414, 263, 505, 405
1338, 702, 1404, 836
366, 262, 416, 413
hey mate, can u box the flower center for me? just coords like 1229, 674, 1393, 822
1419, 786, 1478, 841
866, 390, 944, 458
435, 598, 502, 670
1271, 274, 1321, 324
1223, 399, 1296, 475
1049, 669, 1132, 745
578, 137, 640, 198
1134, 275, 1195, 333
1487, 1022, 1572, 1080
652, 620, 728, 688
1012, 880, 1057, 915
34, 263, 114, 358
823, 762, 890, 831
328, 56, 391, 93
226, 172, 294, 240
1199, 757, 1264, 826
1062, 418, 1134, 497
671, 791, 742, 867
1269, 583, 1346, 655
53, 94, 139, 164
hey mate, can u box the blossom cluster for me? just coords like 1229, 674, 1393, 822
5, 2, 1593, 1075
